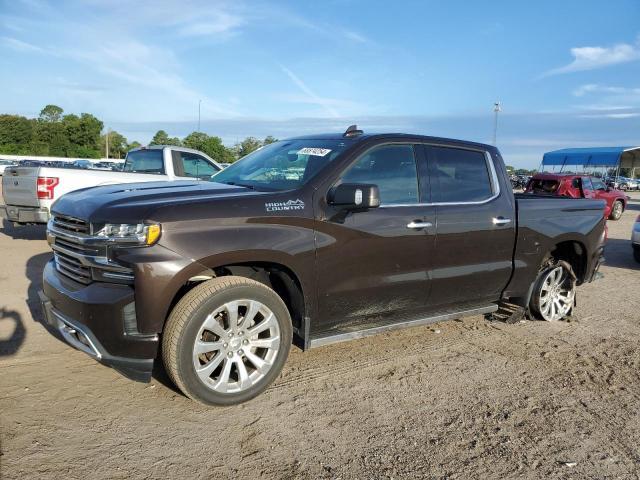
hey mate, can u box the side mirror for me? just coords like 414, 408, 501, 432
328, 183, 380, 209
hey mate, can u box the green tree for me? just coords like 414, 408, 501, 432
34, 119, 68, 156
128, 140, 142, 151
63, 113, 103, 157
234, 136, 262, 159
99, 130, 129, 158
150, 129, 181, 146
263, 135, 277, 145
39, 104, 64, 123
0, 115, 34, 153
183, 131, 234, 163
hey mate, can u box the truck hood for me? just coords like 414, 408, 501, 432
51, 180, 263, 224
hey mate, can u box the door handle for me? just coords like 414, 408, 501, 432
492, 217, 512, 226
407, 221, 433, 229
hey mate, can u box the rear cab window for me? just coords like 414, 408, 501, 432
123, 149, 165, 175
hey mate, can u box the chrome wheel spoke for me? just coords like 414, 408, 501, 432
202, 313, 227, 338
195, 340, 224, 355
247, 313, 276, 337
239, 300, 260, 329
225, 301, 240, 329
244, 349, 271, 374
211, 358, 233, 392
235, 358, 251, 390
250, 336, 279, 349
196, 353, 224, 380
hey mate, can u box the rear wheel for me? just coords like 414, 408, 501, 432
634, 247, 640, 263
162, 276, 292, 406
609, 200, 624, 220
530, 263, 575, 321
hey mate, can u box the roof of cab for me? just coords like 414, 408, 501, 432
286, 132, 496, 151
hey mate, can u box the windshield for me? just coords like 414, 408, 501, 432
212, 139, 351, 191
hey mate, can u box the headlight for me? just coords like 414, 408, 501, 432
95, 223, 161, 246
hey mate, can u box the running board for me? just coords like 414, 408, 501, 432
308, 304, 499, 348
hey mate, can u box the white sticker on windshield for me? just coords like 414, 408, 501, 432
297, 147, 332, 157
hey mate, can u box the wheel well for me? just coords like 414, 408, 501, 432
549, 241, 587, 284
167, 262, 306, 342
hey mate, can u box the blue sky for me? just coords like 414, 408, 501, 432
1, 0, 639, 167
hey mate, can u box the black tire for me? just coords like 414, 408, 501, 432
162, 276, 292, 406
609, 200, 624, 221
634, 248, 640, 264
529, 262, 576, 322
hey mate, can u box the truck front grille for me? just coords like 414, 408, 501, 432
48, 215, 134, 285
52, 215, 90, 235
54, 251, 92, 284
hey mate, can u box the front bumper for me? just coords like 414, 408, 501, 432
41, 260, 158, 382
4, 204, 49, 224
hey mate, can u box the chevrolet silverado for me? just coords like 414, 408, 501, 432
40, 127, 606, 406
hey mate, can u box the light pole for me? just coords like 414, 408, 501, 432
198, 99, 202, 132
105, 128, 110, 159
493, 101, 501, 146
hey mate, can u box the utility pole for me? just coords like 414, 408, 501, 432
198, 99, 202, 132
493, 101, 501, 146
105, 128, 110, 159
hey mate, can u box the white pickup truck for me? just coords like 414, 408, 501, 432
1, 145, 221, 225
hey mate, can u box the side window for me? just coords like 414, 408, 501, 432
180, 152, 219, 179
591, 178, 606, 190
430, 147, 493, 203
581, 177, 593, 190
341, 144, 419, 205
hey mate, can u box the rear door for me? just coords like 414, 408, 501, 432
426, 145, 515, 309
1, 167, 40, 207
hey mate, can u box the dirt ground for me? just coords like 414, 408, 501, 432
0, 187, 639, 480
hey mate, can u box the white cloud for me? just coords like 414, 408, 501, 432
280, 65, 340, 118
343, 30, 368, 43
573, 84, 640, 97
542, 36, 640, 77
1, 36, 44, 53
580, 112, 640, 119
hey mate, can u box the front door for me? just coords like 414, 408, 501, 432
314, 143, 436, 334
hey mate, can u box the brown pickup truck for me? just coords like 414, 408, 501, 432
40, 127, 606, 405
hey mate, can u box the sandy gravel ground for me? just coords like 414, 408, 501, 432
1, 187, 639, 479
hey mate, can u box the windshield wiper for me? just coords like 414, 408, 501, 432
222, 181, 256, 190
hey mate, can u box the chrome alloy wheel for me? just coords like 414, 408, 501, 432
612, 201, 623, 218
538, 266, 575, 321
192, 300, 281, 393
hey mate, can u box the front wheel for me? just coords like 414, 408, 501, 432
162, 276, 292, 406
609, 200, 624, 220
530, 263, 576, 321
634, 247, 640, 263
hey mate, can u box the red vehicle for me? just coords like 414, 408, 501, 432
525, 174, 628, 220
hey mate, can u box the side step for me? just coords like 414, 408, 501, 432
308, 304, 499, 348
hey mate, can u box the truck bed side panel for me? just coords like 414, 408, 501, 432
505, 195, 606, 300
